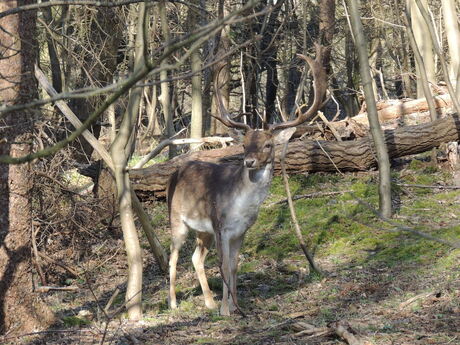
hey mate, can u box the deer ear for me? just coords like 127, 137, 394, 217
227, 128, 245, 143
273, 127, 296, 145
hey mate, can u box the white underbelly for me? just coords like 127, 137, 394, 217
181, 216, 214, 234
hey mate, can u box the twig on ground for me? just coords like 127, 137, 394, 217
329, 320, 366, 345
396, 183, 460, 190
35, 286, 79, 293
37, 251, 80, 277
399, 291, 437, 310
31, 223, 46, 286
104, 288, 121, 313
355, 198, 460, 249
270, 190, 352, 206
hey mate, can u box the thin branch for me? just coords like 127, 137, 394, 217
0, 0, 209, 20
280, 139, 322, 274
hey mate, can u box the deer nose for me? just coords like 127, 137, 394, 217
244, 158, 256, 168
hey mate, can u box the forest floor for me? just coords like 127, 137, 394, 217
4, 153, 460, 345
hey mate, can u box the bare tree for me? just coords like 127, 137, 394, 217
109, 1, 148, 320
347, 0, 392, 217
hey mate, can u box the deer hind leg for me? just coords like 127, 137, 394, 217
169, 221, 188, 309
192, 232, 216, 309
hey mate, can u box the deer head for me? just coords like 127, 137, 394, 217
214, 44, 327, 160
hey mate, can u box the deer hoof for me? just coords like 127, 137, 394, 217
220, 305, 230, 316
205, 299, 217, 309
168, 297, 177, 309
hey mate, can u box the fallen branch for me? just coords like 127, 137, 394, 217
329, 321, 366, 345
396, 183, 460, 189
35, 285, 79, 293
399, 291, 437, 310
354, 94, 452, 125
133, 136, 233, 169
291, 320, 371, 345
37, 251, 80, 277
270, 190, 352, 206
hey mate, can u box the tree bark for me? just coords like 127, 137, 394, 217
0, 0, 55, 334
130, 114, 460, 197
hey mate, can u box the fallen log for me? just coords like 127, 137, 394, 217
130, 114, 460, 197
353, 94, 452, 125
293, 94, 453, 140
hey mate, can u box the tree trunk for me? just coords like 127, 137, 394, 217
0, 0, 55, 334
159, 0, 176, 158
130, 114, 460, 197
319, 0, 335, 75
261, 0, 283, 123
69, 5, 122, 162
403, 9, 438, 121
348, 0, 392, 217
441, 0, 460, 93
188, 0, 204, 148
407, 0, 435, 98
109, 2, 147, 320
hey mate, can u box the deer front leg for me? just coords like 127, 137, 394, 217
228, 236, 244, 313
219, 234, 231, 316
192, 232, 217, 309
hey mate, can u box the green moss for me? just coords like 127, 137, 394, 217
62, 316, 91, 327
239, 261, 258, 274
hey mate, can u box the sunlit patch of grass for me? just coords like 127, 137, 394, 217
61, 168, 93, 189
128, 153, 168, 168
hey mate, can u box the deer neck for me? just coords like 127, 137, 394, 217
244, 162, 273, 186
232, 161, 274, 205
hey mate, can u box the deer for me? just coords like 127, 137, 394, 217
167, 47, 327, 316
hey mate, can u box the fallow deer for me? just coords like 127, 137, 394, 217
167, 48, 327, 316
